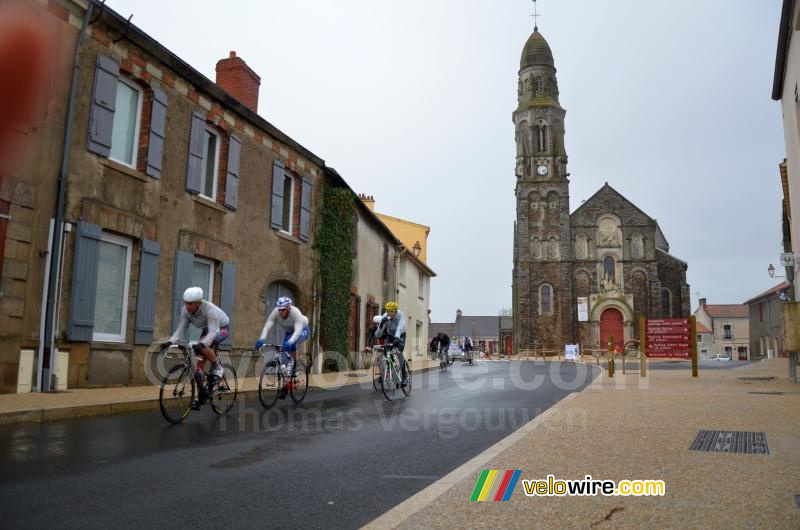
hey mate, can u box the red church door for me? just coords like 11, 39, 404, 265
505, 336, 513, 355
599, 308, 624, 353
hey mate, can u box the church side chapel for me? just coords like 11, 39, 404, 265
511, 19, 690, 355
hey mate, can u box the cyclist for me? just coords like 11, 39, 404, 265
255, 297, 310, 398
437, 332, 451, 365
169, 287, 230, 400
374, 301, 409, 386
463, 335, 474, 362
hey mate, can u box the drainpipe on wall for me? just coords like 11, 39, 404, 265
38, 1, 95, 391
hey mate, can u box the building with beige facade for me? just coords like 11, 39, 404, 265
772, 0, 800, 358
693, 299, 750, 360
356, 194, 435, 361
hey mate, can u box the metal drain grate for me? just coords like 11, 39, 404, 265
690, 431, 769, 455
738, 376, 776, 382
749, 391, 784, 395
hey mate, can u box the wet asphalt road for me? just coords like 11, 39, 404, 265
0, 361, 598, 529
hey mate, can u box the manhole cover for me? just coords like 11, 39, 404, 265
749, 391, 784, 395
690, 431, 769, 454
738, 376, 776, 382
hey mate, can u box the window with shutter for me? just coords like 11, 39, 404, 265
87, 55, 120, 157
271, 160, 285, 229
146, 89, 168, 178
186, 111, 206, 194
224, 135, 241, 210
219, 262, 236, 349
134, 239, 160, 345
172, 250, 194, 331
299, 177, 312, 241
68, 222, 103, 341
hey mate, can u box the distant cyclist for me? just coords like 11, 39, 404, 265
255, 297, 310, 398
437, 332, 451, 365
169, 287, 229, 384
374, 301, 409, 387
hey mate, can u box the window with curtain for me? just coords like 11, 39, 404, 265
109, 78, 142, 167
93, 233, 132, 342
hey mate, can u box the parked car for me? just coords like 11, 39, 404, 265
448, 346, 465, 364
711, 353, 731, 361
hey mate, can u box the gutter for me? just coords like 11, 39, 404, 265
39, 1, 94, 391
772, 0, 795, 100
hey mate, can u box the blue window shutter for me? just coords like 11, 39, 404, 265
134, 239, 160, 344
219, 262, 236, 350
223, 135, 241, 210
87, 55, 119, 157
68, 222, 102, 341
299, 177, 312, 241
146, 89, 168, 179
270, 160, 285, 229
172, 250, 194, 331
186, 111, 206, 193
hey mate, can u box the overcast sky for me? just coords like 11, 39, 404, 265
106, 0, 786, 322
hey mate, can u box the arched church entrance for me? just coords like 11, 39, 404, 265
599, 308, 624, 352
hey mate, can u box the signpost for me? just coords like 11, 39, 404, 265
642, 315, 698, 377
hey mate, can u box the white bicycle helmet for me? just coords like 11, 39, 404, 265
182, 286, 204, 302
276, 296, 292, 308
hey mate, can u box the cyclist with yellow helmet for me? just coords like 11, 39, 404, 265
374, 301, 409, 387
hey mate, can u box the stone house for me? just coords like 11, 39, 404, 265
1, 0, 387, 391
693, 299, 750, 360
745, 282, 791, 359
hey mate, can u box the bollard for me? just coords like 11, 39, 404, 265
608, 355, 614, 377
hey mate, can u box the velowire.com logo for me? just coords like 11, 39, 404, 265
469, 470, 522, 502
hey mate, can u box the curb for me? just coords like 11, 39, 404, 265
364, 385, 592, 529
0, 364, 441, 426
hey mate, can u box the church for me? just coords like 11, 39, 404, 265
511, 25, 690, 355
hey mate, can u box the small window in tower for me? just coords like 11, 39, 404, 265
539, 284, 552, 315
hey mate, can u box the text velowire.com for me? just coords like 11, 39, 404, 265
523, 475, 665, 497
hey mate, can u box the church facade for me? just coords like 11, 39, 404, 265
511, 27, 690, 355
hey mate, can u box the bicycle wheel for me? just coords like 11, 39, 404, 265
290, 358, 309, 404
258, 360, 282, 410
380, 356, 397, 401
372, 356, 381, 391
401, 364, 412, 397
160, 364, 195, 424
210, 363, 238, 415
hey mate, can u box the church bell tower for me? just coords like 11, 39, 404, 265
512, 23, 574, 354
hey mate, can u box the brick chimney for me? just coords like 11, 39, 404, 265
358, 193, 375, 211
215, 51, 261, 113
699, 298, 706, 307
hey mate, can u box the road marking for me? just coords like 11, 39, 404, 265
364, 389, 588, 529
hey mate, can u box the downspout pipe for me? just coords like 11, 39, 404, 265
40, 1, 95, 391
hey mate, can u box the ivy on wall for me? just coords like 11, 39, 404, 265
314, 183, 355, 359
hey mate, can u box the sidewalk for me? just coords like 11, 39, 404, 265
0, 359, 440, 425
367, 359, 800, 529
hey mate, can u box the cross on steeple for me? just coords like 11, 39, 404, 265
531, 0, 541, 30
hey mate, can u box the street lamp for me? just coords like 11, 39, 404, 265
412, 241, 421, 258
768, 263, 785, 279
